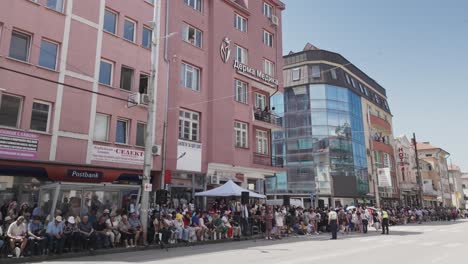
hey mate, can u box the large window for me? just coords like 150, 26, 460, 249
292, 68, 301, 81
136, 122, 146, 147
0, 94, 22, 128
99, 59, 113, 85
330, 68, 337, 79
234, 121, 248, 148
120, 66, 134, 91
255, 93, 267, 110
184, 0, 202, 12
116, 119, 129, 144
104, 9, 117, 34
139, 74, 149, 94
263, 59, 275, 77
142, 27, 152, 49
263, 2, 273, 18
256, 130, 268, 154
30, 101, 51, 132
94, 113, 110, 141
311, 65, 321, 78
182, 24, 202, 48
46, 0, 64, 12
234, 80, 247, 104
181, 63, 200, 91
124, 18, 136, 42
234, 14, 247, 32
38, 39, 58, 70
235, 45, 248, 64
9, 30, 31, 62
384, 153, 392, 169
263, 30, 273, 47
179, 110, 200, 141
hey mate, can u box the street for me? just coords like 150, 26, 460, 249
46, 220, 467, 264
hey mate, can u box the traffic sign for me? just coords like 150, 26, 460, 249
144, 183, 152, 192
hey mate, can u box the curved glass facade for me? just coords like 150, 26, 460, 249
280, 84, 368, 196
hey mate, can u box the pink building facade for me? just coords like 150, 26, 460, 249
0, 0, 284, 209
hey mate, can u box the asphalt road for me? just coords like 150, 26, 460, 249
46, 220, 468, 264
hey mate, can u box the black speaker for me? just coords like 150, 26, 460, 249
283, 196, 290, 206
241, 191, 249, 204
156, 190, 168, 205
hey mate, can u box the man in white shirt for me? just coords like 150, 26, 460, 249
328, 209, 338, 240
7, 216, 28, 257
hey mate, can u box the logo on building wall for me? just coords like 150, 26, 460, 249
220, 37, 231, 63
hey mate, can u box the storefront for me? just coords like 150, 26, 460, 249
167, 171, 205, 209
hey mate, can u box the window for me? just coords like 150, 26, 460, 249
292, 68, 301, 81
234, 14, 247, 32
364, 86, 370, 96
351, 78, 356, 88
139, 74, 149, 94
345, 73, 351, 85
94, 113, 110, 141
234, 121, 248, 148
120, 66, 134, 91
46, 0, 64, 12
263, 30, 273, 47
142, 27, 152, 49
9, 30, 31, 62
255, 93, 267, 110
311, 65, 321, 78
234, 80, 247, 104
99, 59, 113, 85
330, 68, 337, 79
136, 122, 146, 147
38, 39, 58, 70
235, 45, 248, 64
116, 119, 129, 144
263, 2, 273, 18
383, 153, 392, 169
263, 59, 275, 77
179, 110, 199, 141
184, 0, 202, 12
104, 9, 117, 34
256, 130, 268, 154
182, 24, 202, 48
124, 18, 136, 42
359, 83, 365, 94
0, 94, 22, 128
181, 62, 200, 91
30, 101, 51, 132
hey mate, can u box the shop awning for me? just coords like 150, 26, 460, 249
195, 180, 266, 198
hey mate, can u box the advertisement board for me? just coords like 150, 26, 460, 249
91, 145, 144, 165
0, 129, 39, 159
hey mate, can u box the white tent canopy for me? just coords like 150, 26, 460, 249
195, 180, 266, 199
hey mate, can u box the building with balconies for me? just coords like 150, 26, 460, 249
394, 135, 420, 206
448, 165, 464, 208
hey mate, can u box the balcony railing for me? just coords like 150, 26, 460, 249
254, 109, 282, 126
253, 153, 284, 168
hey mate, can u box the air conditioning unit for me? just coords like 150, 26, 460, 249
140, 93, 150, 105
270, 15, 279, 26
210, 175, 219, 185
151, 145, 161, 156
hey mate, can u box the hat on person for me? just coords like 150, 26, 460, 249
67, 216, 75, 224
17, 216, 25, 222
103, 209, 110, 214
55, 216, 63, 222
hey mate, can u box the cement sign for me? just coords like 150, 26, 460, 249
91, 145, 144, 165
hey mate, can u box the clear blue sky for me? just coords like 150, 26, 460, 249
282, 0, 468, 172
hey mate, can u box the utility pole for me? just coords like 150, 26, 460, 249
412, 133, 424, 207
141, 0, 162, 244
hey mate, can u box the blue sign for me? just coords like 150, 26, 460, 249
310, 193, 315, 201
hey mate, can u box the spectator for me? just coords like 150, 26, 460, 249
0, 224, 5, 254
118, 216, 135, 248
28, 216, 46, 255
46, 216, 65, 255
63, 216, 80, 252
78, 215, 96, 251
106, 213, 121, 247
191, 212, 203, 241
94, 215, 111, 249
7, 215, 28, 258
128, 212, 143, 246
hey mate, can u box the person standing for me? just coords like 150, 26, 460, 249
381, 208, 389, 235
328, 209, 338, 240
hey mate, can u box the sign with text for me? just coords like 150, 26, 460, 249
91, 145, 144, 165
233, 60, 279, 86
176, 140, 202, 172
377, 168, 392, 187
67, 169, 103, 180
0, 129, 39, 159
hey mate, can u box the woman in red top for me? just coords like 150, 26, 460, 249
265, 206, 274, 240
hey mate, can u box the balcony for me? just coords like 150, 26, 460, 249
372, 140, 394, 155
253, 109, 283, 131
370, 114, 392, 131
400, 182, 420, 192
253, 153, 284, 168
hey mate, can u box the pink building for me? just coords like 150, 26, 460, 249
0, 0, 284, 211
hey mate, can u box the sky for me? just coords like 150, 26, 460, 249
282, 0, 468, 172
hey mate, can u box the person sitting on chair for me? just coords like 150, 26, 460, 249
45, 216, 65, 255
7, 216, 28, 258
28, 216, 46, 255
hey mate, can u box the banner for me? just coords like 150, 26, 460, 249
91, 145, 144, 165
176, 140, 202, 172
377, 168, 392, 187
0, 129, 39, 159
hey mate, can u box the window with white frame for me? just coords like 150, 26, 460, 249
311, 65, 321, 78
256, 130, 268, 154
139, 74, 149, 94
345, 73, 351, 84
99, 59, 113, 85
136, 122, 146, 147
30, 101, 51, 132
120, 66, 134, 91
179, 110, 200, 141
263, 2, 273, 18
116, 119, 129, 144
234, 121, 248, 148
234, 79, 247, 104
234, 14, 247, 32
0, 94, 22, 128
181, 62, 200, 91
184, 0, 202, 12
94, 113, 110, 141
263, 30, 273, 47
235, 45, 248, 64
124, 18, 136, 42
330, 68, 337, 79
384, 153, 392, 169
38, 39, 58, 70
142, 27, 152, 49
9, 30, 31, 62
104, 9, 117, 34
291, 68, 301, 81
182, 24, 202, 48
46, 0, 64, 12
351, 77, 356, 88
263, 59, 275, 77
255, 93, 267, 110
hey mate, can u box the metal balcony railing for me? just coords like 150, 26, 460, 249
253, 109, 282, 126
253, 153, 284, 168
